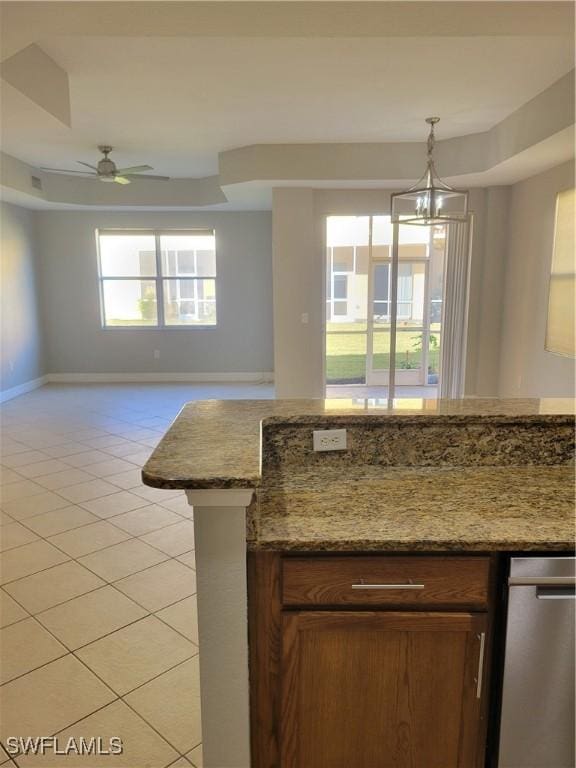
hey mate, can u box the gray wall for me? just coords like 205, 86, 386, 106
0, 202, 45, 391
273, 189, 324, 398
36, 211, 273, 375
498, 161, 575, 397
464, 187, 511, 397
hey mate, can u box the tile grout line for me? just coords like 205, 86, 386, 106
2, 523, 198, 654
2, 427, 160, 508
2, 495, 197, 639
4, 697, 124, 763
1, 577, 199, 649
0, 614, 70, 687
1, 488, 172, 533
35, 597, 199, 657
2, 568, 200, 701
2, 599, 200, 762
6, 648, 201, 764
1, 492, 196, 572
3, 497, 194, 567
116, 655, 201, 759
2, 540, 196, 607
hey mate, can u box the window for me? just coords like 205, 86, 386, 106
326, 241, 357, 322
546, 189, 575, 357
97, 230, 217, 327
373, 263, 390, 318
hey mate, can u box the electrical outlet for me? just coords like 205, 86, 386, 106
313, 428, 347, 452
153, 350, 160, 360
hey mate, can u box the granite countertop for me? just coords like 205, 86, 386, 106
142, 397, 575, 489
142, 397, 575, 553
252, 465, 575, 552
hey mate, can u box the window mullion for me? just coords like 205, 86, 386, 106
98, 228, 217, 328
155, 231, 165, 328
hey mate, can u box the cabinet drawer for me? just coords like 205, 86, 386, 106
282, 555, 491, 609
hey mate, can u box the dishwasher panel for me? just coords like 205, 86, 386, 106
498, 557, 575, 768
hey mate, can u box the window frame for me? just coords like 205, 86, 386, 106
326, 245, 356, 322
96, 228, 217, 330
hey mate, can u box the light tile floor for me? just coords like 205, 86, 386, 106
0, 383, 274, 768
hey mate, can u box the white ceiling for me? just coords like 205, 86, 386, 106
0, 2, 573, 209
1, 33, 573, 178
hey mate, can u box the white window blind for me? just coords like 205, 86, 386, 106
439, 220, 472, 399
546, 188, 575, 358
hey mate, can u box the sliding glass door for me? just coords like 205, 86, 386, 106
326, 215, 447, 397
366, 217, 433, 386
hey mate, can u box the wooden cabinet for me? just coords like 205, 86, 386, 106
248, 553, 496, 768
281, 611, 486, 768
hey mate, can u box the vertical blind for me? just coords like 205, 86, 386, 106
439, 220, 472, 399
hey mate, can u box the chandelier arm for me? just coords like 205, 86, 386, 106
405, 167, 433, 192
391, 117, 470, 224
427, 161, 458, 191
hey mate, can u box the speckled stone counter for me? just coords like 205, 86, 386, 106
252, 465, 574, 552
142, 398, 575, 553
143, 398, 575, 489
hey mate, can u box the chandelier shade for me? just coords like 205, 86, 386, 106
391, 117, 470, 226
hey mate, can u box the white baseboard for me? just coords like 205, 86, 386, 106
0, 372, 274, 402
0, 375, 48, 403
45, 372, 274, 384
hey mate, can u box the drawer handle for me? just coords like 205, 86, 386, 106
351, 580, 425, 590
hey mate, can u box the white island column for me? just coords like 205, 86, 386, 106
186, 488, 255, 768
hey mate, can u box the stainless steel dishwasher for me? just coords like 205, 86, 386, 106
498, 556, 575, 768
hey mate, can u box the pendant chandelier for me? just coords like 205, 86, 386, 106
391, 117, 469, 226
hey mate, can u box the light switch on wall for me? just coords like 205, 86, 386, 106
301, 313, 309, 324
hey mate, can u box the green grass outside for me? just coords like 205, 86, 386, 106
106, 318, 157, 326
326, 322, 440, 383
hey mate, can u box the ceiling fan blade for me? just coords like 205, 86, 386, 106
115, 165, 153, 175
123, 173, 171, 181
77, 161, 99, 171
40, 167, 95, 176
113, 176, 131, 185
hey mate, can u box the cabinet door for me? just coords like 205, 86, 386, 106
280, 611, 487, 768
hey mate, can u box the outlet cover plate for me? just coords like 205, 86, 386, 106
313, 428, 347, 452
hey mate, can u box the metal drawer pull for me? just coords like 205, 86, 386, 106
351, 579, 425, 590
536, 586, 576, 600
475, 632, 486, 700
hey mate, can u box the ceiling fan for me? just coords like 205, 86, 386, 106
41, 146, 170, 184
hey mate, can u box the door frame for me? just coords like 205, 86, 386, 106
366, 225, 434, 387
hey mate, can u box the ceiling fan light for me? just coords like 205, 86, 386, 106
45, 148, 168, 186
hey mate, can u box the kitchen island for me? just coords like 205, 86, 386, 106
142, 398, 575, 768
